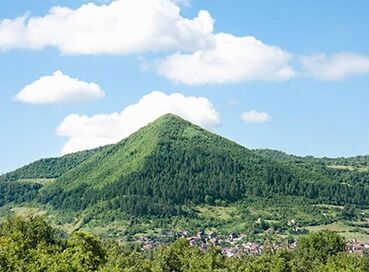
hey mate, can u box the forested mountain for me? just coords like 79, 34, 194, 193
0, 147, 104, 207
0, 148, 101, 182
255, 149, 369, 167
38, 113, 275, 216
255, 149, 369, 188
1, 114, 369, 220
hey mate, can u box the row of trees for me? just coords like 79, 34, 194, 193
0, 216, 368, 271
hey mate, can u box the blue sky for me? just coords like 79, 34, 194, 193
1, 0, 369, 174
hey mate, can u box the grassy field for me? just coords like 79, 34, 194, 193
196, 205, 239, 221
306, 222, 369, 242
306, 222, 351, 232
17, 178, 56, 185
327, 164, 369, 172
10, 206, 47, 217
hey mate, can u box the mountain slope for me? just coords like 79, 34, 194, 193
0, 148, 102, 206
0, 148, 101, 182
39, 114, 278, 216
36, 114, 369, 218
2, 114, 369, 220
255, 149, 369, 187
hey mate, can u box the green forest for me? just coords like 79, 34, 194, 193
2, 114, 369, 218
1, 114, 369, 245
0, 216, 368, 272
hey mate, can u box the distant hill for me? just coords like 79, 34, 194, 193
0, 148, 101, 182
255, 149, 369, 166
2, 114, 369, 221
255, 148, 369, 189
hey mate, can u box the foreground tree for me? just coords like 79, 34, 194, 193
1, 216, 368, 271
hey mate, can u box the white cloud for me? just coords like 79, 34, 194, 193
301, 53, 369, 81
0, 0, 214, 54
241, 110, 271, 123
15, 71, 105, 104
57, 91, 220, 154
156, 33, 295, 85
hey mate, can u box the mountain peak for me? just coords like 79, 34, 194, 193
151, 113, 191, 126
157, 113, 181, 120
141, 113, 198, 137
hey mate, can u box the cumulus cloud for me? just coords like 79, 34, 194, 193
57, 91, 220, 154
241, 110, 271, 123
301, 53, 369, 81
156, 33, 295, 85
0, 0, 214, 54
0, 0, 302, 85
15, 71, 105, 104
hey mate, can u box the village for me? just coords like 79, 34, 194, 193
132, 230, 269, 257
131, 230, 369, 257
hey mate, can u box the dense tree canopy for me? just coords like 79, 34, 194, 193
0, 216, 368, 272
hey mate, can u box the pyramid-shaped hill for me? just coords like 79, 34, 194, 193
39, 114, 287, 216
6, 114, 369, 218
56, 113, 264, 190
